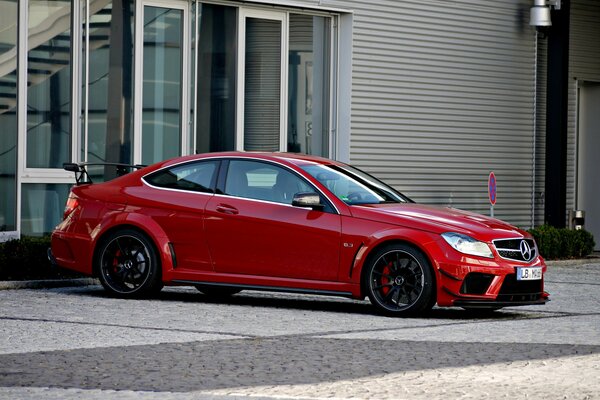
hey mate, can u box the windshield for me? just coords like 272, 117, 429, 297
301, 164, 411, 205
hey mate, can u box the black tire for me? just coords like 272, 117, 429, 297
195, 285, 242, 297
96, 229, 163, 297
365, 243, 435, 316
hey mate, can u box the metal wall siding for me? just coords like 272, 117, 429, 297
320, 0, 537, 227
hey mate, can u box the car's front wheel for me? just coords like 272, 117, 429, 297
96, 229, 163, 297
365, 243, 435, 316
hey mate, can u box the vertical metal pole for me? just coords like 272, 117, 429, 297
84, 0, 90, 162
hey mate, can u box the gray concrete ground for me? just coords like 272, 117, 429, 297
0, 262, 599, 399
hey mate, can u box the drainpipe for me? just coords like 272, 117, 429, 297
531, 30, 539, 230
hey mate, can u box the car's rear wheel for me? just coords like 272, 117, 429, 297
96, 229, 162, 297
365, 243, 435, 316
195, 285, 242, 297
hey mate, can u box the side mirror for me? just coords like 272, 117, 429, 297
292, 192, 325, 211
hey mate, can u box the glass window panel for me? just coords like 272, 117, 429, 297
142, 6, 183, 165
195, 4, 236, 153
83, 0, 135, 181
144, 160, 217, 193
27, 0, 72, 168
225, 160, 311, 204
288, 14, 330, 156
0, 0, 18, 231
244, 18, 281, 151
21, 183, 70, 236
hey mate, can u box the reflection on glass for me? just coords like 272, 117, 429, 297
288, 14, 330, 156
83, 0, 135, 180
0, 0, 18, 231
244, 18, 282, 151
195, 4, 236, 153
27, 0, 72, 168
142, 6, 183, 165
21, 183, 70, 236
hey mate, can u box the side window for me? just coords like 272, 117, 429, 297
144, 161, 218, 193
225, 160, 312, 204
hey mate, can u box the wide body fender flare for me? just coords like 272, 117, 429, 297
349, 227, 443, 298
90, 211, 175, 277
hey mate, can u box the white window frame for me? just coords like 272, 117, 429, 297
236, 8, 288, 152
133, 0, 191, 165
18, 0, 78, 184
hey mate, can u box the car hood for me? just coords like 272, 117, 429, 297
351, 203, 529, 241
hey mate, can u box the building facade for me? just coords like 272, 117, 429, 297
0, 0, 599, 247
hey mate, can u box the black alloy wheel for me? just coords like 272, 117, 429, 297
365, 243, 435, 316
96, 229, 162, 297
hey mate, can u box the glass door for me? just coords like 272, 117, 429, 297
236, 10, 287, 152
135, 1, 189, 165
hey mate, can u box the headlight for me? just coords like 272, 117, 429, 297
441, 232, 493, 258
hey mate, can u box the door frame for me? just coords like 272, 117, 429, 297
133, 0, 190, 165
235, 8, 288, 152
575, 80, 600, 249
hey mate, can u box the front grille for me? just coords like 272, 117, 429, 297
496, 273, 543, 302
493, 238, 537, 263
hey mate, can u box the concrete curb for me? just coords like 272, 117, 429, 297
545, 257, 600, 267
0, 278, 99, 290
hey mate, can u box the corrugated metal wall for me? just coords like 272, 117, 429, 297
319, 0, 538, 228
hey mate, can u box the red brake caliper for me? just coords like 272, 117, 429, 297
112, 250, 121, 273
381, 263, 393, 295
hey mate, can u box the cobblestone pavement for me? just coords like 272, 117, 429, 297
0, 262, 599, 399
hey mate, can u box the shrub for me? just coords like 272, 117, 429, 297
528, 225, 596, 260
571, 229, 595, 258
0, 236, 83, 280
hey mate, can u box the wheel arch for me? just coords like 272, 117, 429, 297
356, 236, 439, 301
91, 217, 173, 278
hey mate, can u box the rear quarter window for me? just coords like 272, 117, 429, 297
144, 161, 217, 193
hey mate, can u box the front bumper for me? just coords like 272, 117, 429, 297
429, 239, 548, 308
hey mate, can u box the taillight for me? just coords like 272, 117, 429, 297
63, 195, 79, 219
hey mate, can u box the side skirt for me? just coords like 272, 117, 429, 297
172, 279, 355, 298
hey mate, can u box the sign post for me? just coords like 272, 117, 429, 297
488, 172, 496, 217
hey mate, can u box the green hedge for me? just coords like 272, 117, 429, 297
528, 225, 595, 260
0, 236, 83, 280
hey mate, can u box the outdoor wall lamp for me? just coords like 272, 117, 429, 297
530, 0, 561, 27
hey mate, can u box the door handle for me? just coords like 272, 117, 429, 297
215, 204, 239, 215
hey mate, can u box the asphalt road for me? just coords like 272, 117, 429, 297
0, 262, 599, 399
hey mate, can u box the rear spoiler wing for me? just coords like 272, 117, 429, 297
63, 162, 147, 185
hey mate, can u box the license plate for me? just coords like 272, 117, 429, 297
516, 267, 542, 281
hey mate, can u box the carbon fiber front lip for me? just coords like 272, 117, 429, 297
453, 298, 548, 308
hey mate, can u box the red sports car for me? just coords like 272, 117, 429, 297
50, 152, 548, 316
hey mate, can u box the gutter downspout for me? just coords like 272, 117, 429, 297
531, 30, 539, 230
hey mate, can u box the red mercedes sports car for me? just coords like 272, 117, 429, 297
50, 152, 548, 316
